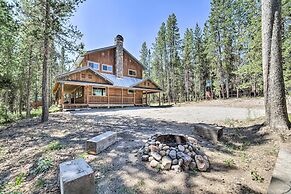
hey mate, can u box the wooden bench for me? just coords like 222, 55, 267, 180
86, 131, 117, 155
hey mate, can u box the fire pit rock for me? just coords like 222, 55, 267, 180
140, 134, 210, 172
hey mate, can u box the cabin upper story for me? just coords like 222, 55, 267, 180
75, 35, 144, 79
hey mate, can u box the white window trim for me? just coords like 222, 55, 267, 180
102, 64, 113, 72
128, 89, 135, 95
92, 87, 107, 96
128, 69, 137, 77
87, 60, 100, 70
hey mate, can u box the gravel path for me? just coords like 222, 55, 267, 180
72, 105, 265, 124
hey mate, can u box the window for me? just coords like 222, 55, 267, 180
88, 61, 99, 70
88, 74, 92, 79
128, 69, 137, 76
102, 64, 113, 72
92, 88, 106, 96
128, 90, 135, 94
75, 87, 83, 98
81, 74, 86, 78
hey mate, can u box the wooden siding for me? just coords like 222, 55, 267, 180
64, 70, 110, 84
84, 86, 143, 105
136, 80, 159, 89
123, 51, 143, 78
79, 48, 143, 78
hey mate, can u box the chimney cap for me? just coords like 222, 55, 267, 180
115, 34, 124, 42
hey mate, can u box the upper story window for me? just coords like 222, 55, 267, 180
102, 64, 113, 72
88, 61, 99, 70
128, 69, 137, 76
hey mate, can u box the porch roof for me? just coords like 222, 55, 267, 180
54, 66, 162, 92
57, 80, 162, 92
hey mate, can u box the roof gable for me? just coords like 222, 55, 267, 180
132, 78, 162, 90
56, 66, 113, 85
78, 45, 146, 69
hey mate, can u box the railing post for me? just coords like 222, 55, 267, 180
134, 90, 136, 106
107, 87, 110, 108
60, 83, 64, 111
121, 88, 123, 107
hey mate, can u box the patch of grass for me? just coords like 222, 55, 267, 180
30, 105, 60, 118
155, 163, 162, 173
251, 170, 264, 183
15, 173, 26, 186
239, 152, 249, 163
288, 114, 291, 122
237, 140, 251, 151
0, 178, 24, 194
78, 152, 88, 159
265, 147, 278, 156
133, 180, 145, 188
223, 159, 236, 167
46, 141, 63, 151
32, 158, 53, 175
189, 169, 198, 176
35, 178, 45, 189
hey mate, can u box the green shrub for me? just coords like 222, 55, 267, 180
223, 159, 235, 167
46, 141, 63, 151
35, 178, 45, 189
32, 158, 53, 175
15, 173, 26, 186
251, 170, 264, 183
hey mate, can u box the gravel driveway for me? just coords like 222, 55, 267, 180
72, 105, 265, 124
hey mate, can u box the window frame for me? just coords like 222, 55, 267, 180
92, 87, 107, 97
102, 64, 113, 73
128, 69, 137, 77
87, 61, 100, 70
128, 89, 135, 95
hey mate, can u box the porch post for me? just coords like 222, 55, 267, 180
133, 90, 136, 106
60, 83, 64, 111
107, 87, 110, 108
74, 92, 76, 104
121, 88, 124, 107
86, 86, 89, 107
146, 91, 148, 106
159, 92, 161, 106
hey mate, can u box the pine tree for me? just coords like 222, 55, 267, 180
166, 13, 181, 102
152, 22, 167, 101
182, 28, 194, 101
262, 0, 290, 130
139, 42, 150, 77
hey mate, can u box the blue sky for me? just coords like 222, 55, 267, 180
70, 0, 211, 58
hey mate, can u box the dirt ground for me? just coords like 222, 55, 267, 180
0, 98, 289, 194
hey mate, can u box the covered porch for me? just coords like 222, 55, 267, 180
53, 80, 162, 110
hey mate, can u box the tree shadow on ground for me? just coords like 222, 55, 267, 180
0, 110, 270, 193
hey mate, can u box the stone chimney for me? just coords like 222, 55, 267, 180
115, 35, 124, 78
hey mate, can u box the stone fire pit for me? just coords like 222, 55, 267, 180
140, 134, 210, 172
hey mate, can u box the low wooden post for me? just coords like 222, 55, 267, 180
133, 90, 136, 106
121, 88, 123, 107
60, 83, 64, 111
146, 91, 148, 106
159, 92, 161, 106
107, 87, 110, 108
86, 86, 89, 107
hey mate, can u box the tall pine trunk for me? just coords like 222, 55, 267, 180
26, 45, 32, 118
41, 0, 50, 122
262, 0, 290, 130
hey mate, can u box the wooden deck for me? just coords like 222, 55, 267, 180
63, 103, 145, 110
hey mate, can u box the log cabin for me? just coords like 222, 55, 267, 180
53, 35, 162, 109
